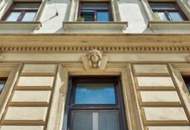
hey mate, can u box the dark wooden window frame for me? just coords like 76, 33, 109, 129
149, 1, 188, 21
65, 76, 128, 130
2, 1, 41, 22
78, 1, 113, 22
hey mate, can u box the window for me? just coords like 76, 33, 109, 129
78, 2, 113, 22
66, 77, 127, 130
182, 76, 190, 93
0, 77, 7, 94
149, 2, 188, 21
2, 2, 41, 22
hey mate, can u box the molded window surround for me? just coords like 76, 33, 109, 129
170, 63, 190, 117
63, 0, 127, 33
141, 0, 190, 31
46, 64, 143, 130
0, 63, 21, 119
66, 76, 128, 130
0, 0, 44, 22
0, 0, 44, 32
68, 0, 121, 22
142, 0, 190, 22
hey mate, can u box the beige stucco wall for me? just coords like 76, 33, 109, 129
0, 0, 189, 33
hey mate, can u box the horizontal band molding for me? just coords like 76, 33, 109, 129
8, 102, 49, 107
137, 87, 176, 91
20, 73, 55, 76
143, 120, 190, 126
134, 73, 171, 76
15, 86, 52, 91
0, 34, 190, 53
0, 120, 46, 126
140, 102, 182, 107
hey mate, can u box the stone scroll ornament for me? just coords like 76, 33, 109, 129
81, 49, 108, 70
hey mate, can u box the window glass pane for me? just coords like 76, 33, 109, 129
150, 3, 176, 10
81, 3, 109, 10
79, 2, 112, 22
168, 12, 184, 21
182, 76, 190, 92
99, 111, 120, 130
14, 3, 40, 10
72, 110, 120, 130
72, 111, 92, 130
81, 11, 95, 21
97, 11, 109, 22
22, 12, 36, 22
154, 12, 168, 21
6, 12, 21, 21
0, 79, 7, 94
75, 83, 116, 104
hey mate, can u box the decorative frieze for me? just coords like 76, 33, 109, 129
0, 34, 190, 53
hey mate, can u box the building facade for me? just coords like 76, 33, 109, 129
0, 0, 190, 130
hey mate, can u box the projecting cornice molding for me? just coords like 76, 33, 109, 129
0, 34, 190, 53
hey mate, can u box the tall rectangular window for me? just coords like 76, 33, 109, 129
78, 2, 113, 22
2, 2, 41, 22
182, 76, 190, 93
0, 78, 7, 94
149, 2, 188, 22
66, 77, 127, 130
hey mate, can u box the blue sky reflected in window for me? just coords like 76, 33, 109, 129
97, 12, 109, 22
75, 83, 116, 104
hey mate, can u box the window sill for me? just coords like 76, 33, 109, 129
0, 21, 41, 33
63, 22, 128, 33
148, 21, 190, 31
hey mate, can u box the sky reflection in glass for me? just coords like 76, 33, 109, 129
75, 83, 116, 104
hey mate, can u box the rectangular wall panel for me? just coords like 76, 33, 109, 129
0, 126, 44, 130
137, 77, 174, 87
17, 76, 54, 87
140, 91, 180, 102
147, 126, 190, 130
143, 107, 188, 121
22, 64, 56, 74
133, 64, 169, 74
11, 91, 51, 103
4, 107, 48, 121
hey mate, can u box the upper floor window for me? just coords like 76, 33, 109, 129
66, 77, 127, 130
2, 2, 41, 22
149, 2, 188, 21
0, 78, 7, 94
182, 76, 190, 93
78, 2, 113, 22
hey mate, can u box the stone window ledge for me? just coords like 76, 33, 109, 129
63, 22, 128, 33
148, 21, 190, 30
0, 21, 41, 33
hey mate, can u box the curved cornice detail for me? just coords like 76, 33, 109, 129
0, 34, 190, 53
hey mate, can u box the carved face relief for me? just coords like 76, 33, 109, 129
87, 49, 102, 68
81, 49, 108, 70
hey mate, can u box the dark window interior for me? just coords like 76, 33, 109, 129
0, 77, 7, 94
2, 2, 41, 22
78, 2, 113, 22
182, 76, 190, 93
149, 2, 188, 21
66, 76, 127, 130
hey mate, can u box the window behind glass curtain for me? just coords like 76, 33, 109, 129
78, 2, 113, 22
66, 77, 128, 130
2, 2, 41, 22
149, 2, 188, 22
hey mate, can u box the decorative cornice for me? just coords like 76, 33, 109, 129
0, 34, 190, 53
